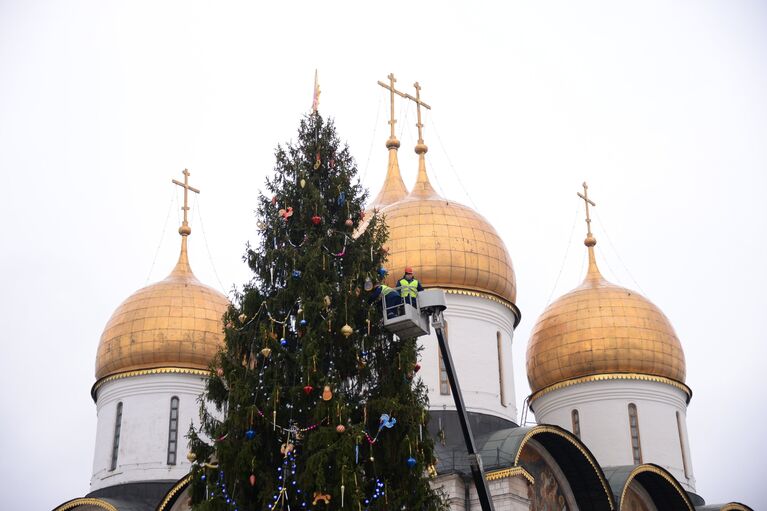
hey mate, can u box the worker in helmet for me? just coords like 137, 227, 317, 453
368, 271, 402, 319
398, 267, 423, 308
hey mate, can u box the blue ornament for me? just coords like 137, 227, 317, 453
299, 319, 307, 327
337, 192, 346, 206
378, 267, 387, 277
245, 429, 256, 440
292, 270, 302, 279
407, 456, 417, 468
379, 414, 397, 429
201, 474, 206, 481
280, 337, 288, 346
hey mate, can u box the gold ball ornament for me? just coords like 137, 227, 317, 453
187, 452, 197, 462
341, 324, 353, 337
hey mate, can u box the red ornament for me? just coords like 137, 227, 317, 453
336, 424, 346, 433
249, 474, 256, 486
311, 215, 322, 226
413, 363, 421, 373
303, 385, 314, 395
345, 218, 353, 228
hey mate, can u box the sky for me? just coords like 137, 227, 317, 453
1, 1, 765, 509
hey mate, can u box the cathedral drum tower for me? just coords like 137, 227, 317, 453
90, 171, 229, 491
526, 183, 696, 493
369, 76, 521, 445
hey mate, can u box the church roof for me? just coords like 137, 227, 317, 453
526, 188, 686, 397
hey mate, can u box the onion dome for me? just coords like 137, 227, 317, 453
95, 182, 229, 381
378, 143, 517, 307
526, 223, 686, 396
369, 136, 408, 210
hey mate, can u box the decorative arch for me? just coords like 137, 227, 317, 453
52, 497, 118, 511
482, 424, 615, 510
157, 474, 193, 511
603, 464, 693, 510
697, 504, 754, 511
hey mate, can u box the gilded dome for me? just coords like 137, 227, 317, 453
95, 238, 229, 380
526, 245, 686, 395
378, 154, 516, 306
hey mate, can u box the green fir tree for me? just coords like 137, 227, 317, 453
188, 112, 444, 511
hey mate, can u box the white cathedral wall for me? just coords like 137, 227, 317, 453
530, 378, 696, 492
417, 292, 518, 423
91, 372, 207, 491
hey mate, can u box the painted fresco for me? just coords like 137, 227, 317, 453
519, 445, 571, 511
623, 483, 654, 511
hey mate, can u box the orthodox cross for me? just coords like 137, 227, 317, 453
172, 169, 200, 233
577, 182, 596, 238
377, 73, 408, 140
403, 82, 431, 146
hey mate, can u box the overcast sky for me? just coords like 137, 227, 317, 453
1, 1, 765, 509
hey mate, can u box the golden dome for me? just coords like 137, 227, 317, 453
526, 243, 686, 396
378, 152, 517, 305
95, 237, 229, 380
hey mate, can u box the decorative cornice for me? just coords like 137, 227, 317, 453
514, 425, 615, 510
158, 474, 193, 511
53, 498, 118, 511
528, 373, 692, 407
486, 466, 535, 484
620, 465, 693, 511
91, 367, 210, 401
443, 288, 521, 327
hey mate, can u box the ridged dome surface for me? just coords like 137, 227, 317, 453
95, 241, 229, 380
378, 157, 516, 305
526, 251, 685, 394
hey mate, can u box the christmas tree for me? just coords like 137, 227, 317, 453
188, 112, 444, 511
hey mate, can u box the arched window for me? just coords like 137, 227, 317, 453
676, 411, 691, 478
167, 396, 180, 465
110, 402, 123, 471
628, 403, 642, 464
497, 331, 506, 407
571, 409, 581, 438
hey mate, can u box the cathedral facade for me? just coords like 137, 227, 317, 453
54, 84, 751, 511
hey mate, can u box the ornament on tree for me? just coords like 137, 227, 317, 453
303, 385, 314, 396
280, 207, 294, 220
323, 295, 332, 307
216, 367, 224, 378
337, 191, 346, 206
292, 270, 302, 279
260, 347, 272, 358
341, 324, 353, 337
414, 363, 421, 373
314, 152, 321, 170
312, 492, 331, 505
311, 214, 322, 225
245, 428, 256, 440
379, 414, 397, 430
336, 424, 346, 433
407, 456, 417, 469
238, 313, 247, 323
345, 217, 353, 227
322, 385, 333, 401
280, 337, 288, 346
249, 474, 256, 486
299, 319, 308, 327
378, 267, 388, 277
187, 452, 197, 462
300, 178, 306, 189
280, 442, 295, 456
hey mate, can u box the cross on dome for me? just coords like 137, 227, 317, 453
172, 168, 200, 236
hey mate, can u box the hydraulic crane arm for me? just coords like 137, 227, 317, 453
431, 310, 496, 511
